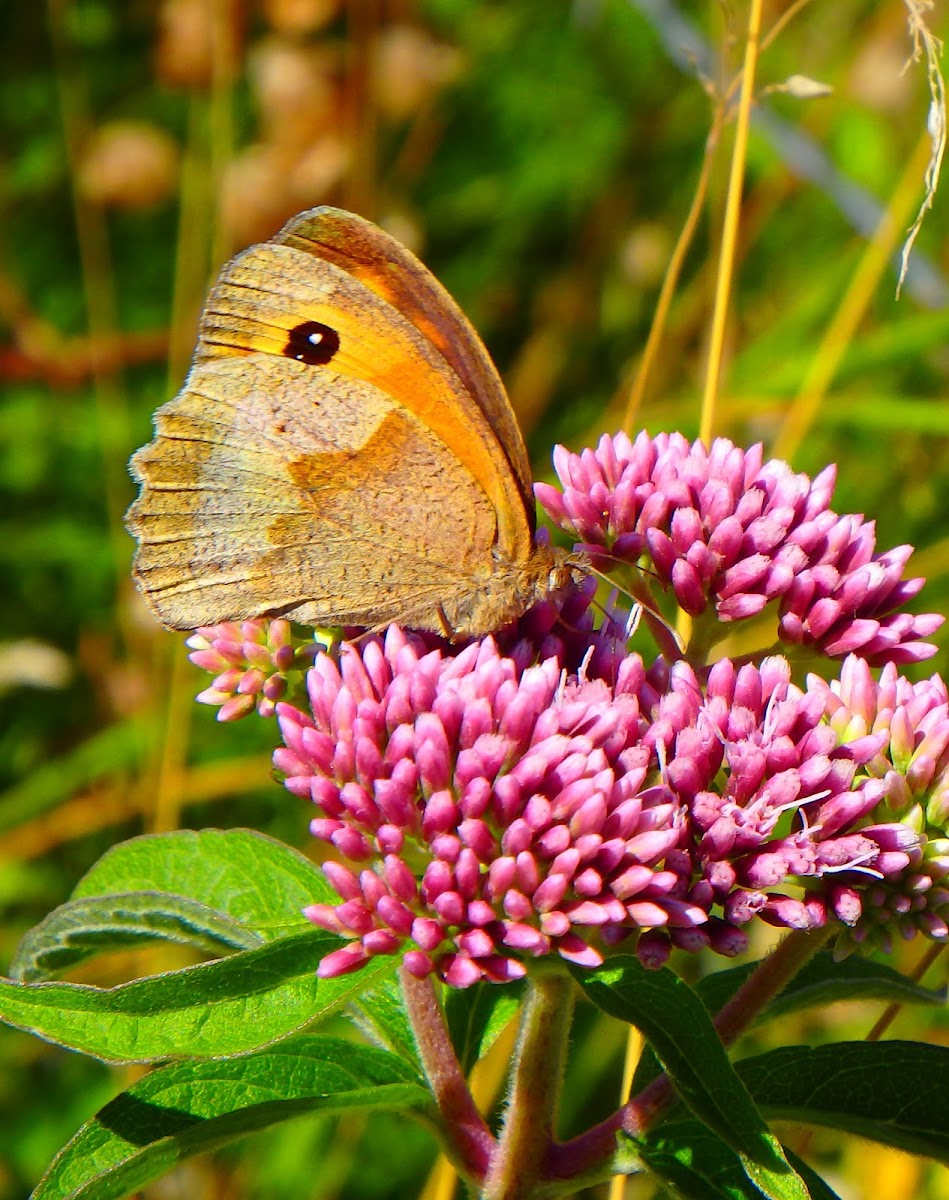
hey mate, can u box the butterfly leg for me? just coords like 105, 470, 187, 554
435, 604, 455, 640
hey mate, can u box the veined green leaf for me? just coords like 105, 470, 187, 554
739, 1041, 949, 1163
1, 930, 394, 1062
572, 957, 808, 1198
32, 1036, 433, 1200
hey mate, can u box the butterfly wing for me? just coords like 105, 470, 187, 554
128, 354, 503, 632
273, 207, 535, 518
193, 216, 534, 560
127, 207, 548, 634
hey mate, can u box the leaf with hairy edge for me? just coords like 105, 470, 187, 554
0, 930, 392, 1062
738, 1042, 949, 1163
71, 829, 331, 939
571, 957, 808, 1199
10, 893, 262, 983
9, 831, 335, 981
697, 953, 945, 1026
632, 952, 945, 1094
784, 1149, 844, 1200
635, 1122, 840, 1200
351, 974, 421, 1067
32, 1036, 432, 1200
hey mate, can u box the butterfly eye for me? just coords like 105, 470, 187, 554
284, 320, 341, 366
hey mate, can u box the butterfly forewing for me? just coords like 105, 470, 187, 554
194, 235, 533, 559
127, 207, 565, 638
276, 207, 536, 518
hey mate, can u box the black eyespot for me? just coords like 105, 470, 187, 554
283, 320, 340, 365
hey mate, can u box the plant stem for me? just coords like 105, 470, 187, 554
484, 968, 575, 1200
625, 926, 836, 1127
700, 0, 762, 444
713, 924, 834, 1048
400, 967, 494, 1183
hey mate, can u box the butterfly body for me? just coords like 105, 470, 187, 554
127, 207, 580, 639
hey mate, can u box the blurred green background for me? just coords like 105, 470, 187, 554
2, 1, 948, 1196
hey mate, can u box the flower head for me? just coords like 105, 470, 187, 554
187, 619, 318, 720
535, 432, 942, 665
645, 655, 889, 940
185, 432, 947, 986
807, 656, 949, 951
274, 629, 702, 986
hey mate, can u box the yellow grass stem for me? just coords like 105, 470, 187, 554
622, 116, 721, 436
151, 645, 196, 834
773, 128, 935, 464
208, 0, 239, 265
608, 1025, 645, 1200
151, 7, 239, 836
148, 100, 212, 836
622, 0, 813, 437
700, 0, 764, 446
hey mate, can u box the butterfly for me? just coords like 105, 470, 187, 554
126, 207, 581, 639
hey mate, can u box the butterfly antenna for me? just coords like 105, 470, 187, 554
582, 560, 685, 657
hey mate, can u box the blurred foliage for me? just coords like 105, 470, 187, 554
1, 1, 948, 1197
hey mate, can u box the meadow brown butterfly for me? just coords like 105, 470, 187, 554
127, 207, 581, 639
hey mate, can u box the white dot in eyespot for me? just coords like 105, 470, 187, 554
309, 331, 324, 344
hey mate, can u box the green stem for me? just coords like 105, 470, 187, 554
714, 924, 835, 1048
484, 967, 575, 1200
628, 925, 836, 1129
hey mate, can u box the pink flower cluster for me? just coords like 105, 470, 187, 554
275, 630, 698, 986
271, 625, 948, 986
808, 656, 949, 950
648, 656, 915, 936
187, 619, 314, 720
535, 433, 942, 664
180, 433, 948, 985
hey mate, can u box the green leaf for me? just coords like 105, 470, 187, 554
0, 930, 392, 1062
32, 1036, 433, 1200
783, 1149, 844, 1200
633, 952, 944, 1094
350, 973, 421, 1068
9, 892, 262, 982
444, 978, 524, 1072
8, 831, 334, 982
738, 1041, 949, 1164
696, 953, 946, 1025
739, 1148, 810, 1200
571, 957, 792, 1184
636, 1121, 778, 1199
71, 829, 331, 939
637, 1123, 839, 1200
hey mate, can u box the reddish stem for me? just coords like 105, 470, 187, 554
400, 968, 495, 1182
